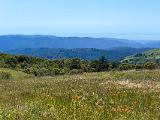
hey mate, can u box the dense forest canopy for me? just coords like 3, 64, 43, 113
6, 47, 151, 61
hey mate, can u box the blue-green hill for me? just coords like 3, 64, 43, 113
122, 48, 160, 64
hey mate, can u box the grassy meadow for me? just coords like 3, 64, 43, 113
0, 69, 160, 119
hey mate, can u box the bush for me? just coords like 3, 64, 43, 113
119, 63, 134, 71
50, 68, 61, 76
69, 69, 83, 75
0, 72, 13, 80
33, 68, 49, 76
135, 64, 143, 70
143, 62, 156, 70
59, 67, 70, 75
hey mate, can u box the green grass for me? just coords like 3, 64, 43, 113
0, 68, 32, 80
0, 70, 160, 119
122, 48, 160, 64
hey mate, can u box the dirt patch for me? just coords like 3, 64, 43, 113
118, 80, 160, 92
101, 80, 160, 92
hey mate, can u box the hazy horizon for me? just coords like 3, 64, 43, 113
1, 0, 160, 40
0, 33, 160, 41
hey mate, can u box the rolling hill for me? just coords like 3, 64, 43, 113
0, 35, 145, 51
6, 47, 151, 61
122, 48, 160, 64
0, 68, 31, 80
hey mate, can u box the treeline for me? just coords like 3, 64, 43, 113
0, 53, 158, 77
0, 53, 118, 76
119, 62, 157, 70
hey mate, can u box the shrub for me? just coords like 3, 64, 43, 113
51, 68, 61, 76
33, 68, 49, 76
69, 69, 83, 75
135, 64, 143, 70
119, 63, 134, 71
143, 62, 156, 70
59, 67, 70, 75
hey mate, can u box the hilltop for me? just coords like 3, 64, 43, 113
122, 48, 160, 64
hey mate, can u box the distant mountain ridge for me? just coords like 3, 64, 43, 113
0, 35, 146, 51
6, 47, 151, 61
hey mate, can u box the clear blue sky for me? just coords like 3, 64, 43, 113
0, 0, 160, 40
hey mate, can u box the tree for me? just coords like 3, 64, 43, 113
99, 56, 109, 71
90, 56, 109, 72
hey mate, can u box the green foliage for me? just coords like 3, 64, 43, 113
122, 48, 160, 64
119, 63, 134, 71
143, 62, 156, 70
134, 64, 143, 70
0, 53, 116, 76
7, 47, 151, 61
34, 68, 50, 76
0, 68, 32, 80
119, 62, 157, 71
69, 69, 83, 75
0, 52, 160, 77
90, 56, 109, 72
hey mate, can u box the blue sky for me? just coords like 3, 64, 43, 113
0, 0, 160, 40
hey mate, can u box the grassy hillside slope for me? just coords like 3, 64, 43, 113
0, 68, 31, 80
0, 70, 159, 119
122, 48, 160, 64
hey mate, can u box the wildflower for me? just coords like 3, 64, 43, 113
71, 95, 80, 101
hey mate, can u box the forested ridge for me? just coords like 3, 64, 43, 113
6, 47, 151, 61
